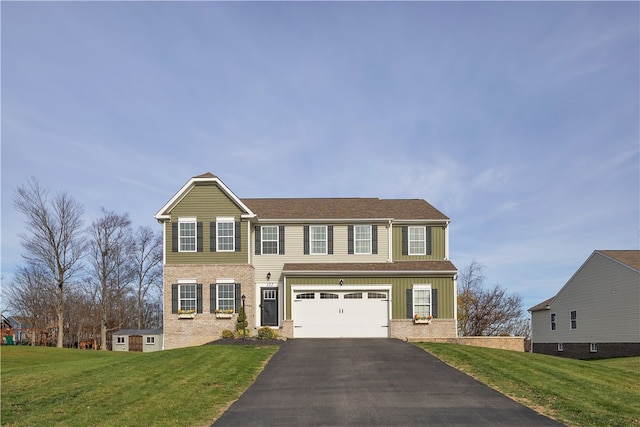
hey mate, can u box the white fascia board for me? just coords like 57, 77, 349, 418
154, 176, 256, 221
393, 219, 451, 225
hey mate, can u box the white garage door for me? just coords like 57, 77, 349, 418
292, 290, 389, 338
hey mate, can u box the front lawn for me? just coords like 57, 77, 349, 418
1, 344, 279, 426
418, 343, 640, 427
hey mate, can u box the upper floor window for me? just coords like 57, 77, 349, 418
409, 226, 426, 255
179, 218, 197, 252
412, 285, 432, 318
550, 313, 556, 331
217, 218, 235, 252
354, 225, 371, 254
310, 225, 327, 255
262, 226, 279, 255
570, 310, 577, 330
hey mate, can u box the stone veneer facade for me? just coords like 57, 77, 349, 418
163, 264, 255, 349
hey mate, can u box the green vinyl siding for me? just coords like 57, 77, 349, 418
285, 276, 454, 320
392, 225, 447, 260
165, 183, 248, 264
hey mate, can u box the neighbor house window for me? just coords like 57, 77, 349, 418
412, 285, 432, 318
557, 343, 563, 352
116, 336, 125, 344
217, 283, 235, 312
178, 218, 197, 252
146, 337, 155, 344
310, 226, 327, 255
354, 225, 371, 254
217, 218, 235, 252
261, 226, 279, 255
179, 284, 197, 312
570, 310, 577, 330
550, 313, 557, 331
590, 343, 598, 353
408, 226, 426, 255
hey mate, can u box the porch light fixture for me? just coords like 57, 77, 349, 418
266, 272, 271, 280
339, 279, 344, 286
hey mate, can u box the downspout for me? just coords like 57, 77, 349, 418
444, 221, 450, 260
453, 273, 458, 338
387, 219, 393, 262
161, 220, 167, 350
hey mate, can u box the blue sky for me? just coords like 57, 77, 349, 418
2, 1, 638, 312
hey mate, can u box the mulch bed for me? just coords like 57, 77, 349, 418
205, 337, 286, 346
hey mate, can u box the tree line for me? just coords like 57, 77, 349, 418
6, 177, 163, 349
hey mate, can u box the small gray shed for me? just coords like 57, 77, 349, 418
112, 329, 163, 352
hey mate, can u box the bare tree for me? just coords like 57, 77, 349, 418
131, 226, 163, 329
457, 260, 526, 336
88, 209, 134, 350
14, 177, 85, 347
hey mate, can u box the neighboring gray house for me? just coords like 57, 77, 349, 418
529, 250, 640, 359
112, 329, 163, 352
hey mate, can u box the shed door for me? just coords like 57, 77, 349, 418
129, 335, 143, 352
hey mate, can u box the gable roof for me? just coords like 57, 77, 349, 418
528, 250, 640, 312
154, 173, 256, 221
243, 198, 449, 221
599, 250, 640, 271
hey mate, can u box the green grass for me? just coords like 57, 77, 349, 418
417, 343, 640, 427
1, 345, 279, 427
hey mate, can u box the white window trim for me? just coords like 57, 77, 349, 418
590, 343, 598, 353
570, 310, 577, 330
354, 225, 372, 255
116, 336, 125, 344
146, 336, 155, 345
412, 284, 432, 317
178, 283, 197, 312
216, 283, 236, 312
310, 225, 328, 255
261, 225, 279, 255
178, 217, 197, 253
217, 217, 235, 252
408, 226, 426, 255
557, 343, 563, 352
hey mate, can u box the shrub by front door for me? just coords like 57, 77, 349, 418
261, 288, 278, 327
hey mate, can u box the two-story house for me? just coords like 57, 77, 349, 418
155, 173, 458, 349
529, 250, 640, 359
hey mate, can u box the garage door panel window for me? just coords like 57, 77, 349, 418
320, 292, 338, 299
296, 293, 315, 299
368, 292, 386, 299
344, 292, 363, 299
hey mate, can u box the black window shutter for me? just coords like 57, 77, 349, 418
172, 223, 178, 252
303, 226, 310, 255
196, 284, 203, 313
432, 288, 438, 318
372, 225, 378, 254
235, 222, 241, 252
328, 226, 334, 255
171, 284, 178, 313
347, 225, 354, 254
406, 289, 413, 319
197, 222, 203, 252
210, 284, 216, 313
402, 226, 408, 255
426, 226, 432, 255
255, 226, 261, 255
210, 222, 216, 252
279, 226, 285, 255
234, 283, 242, 313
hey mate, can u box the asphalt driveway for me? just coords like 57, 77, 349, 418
212, 339, 563, 426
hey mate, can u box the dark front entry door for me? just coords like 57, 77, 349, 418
261, 288, 278, 327
129, 335, 143, 352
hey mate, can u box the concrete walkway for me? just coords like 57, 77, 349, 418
213, 339, 563, 426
